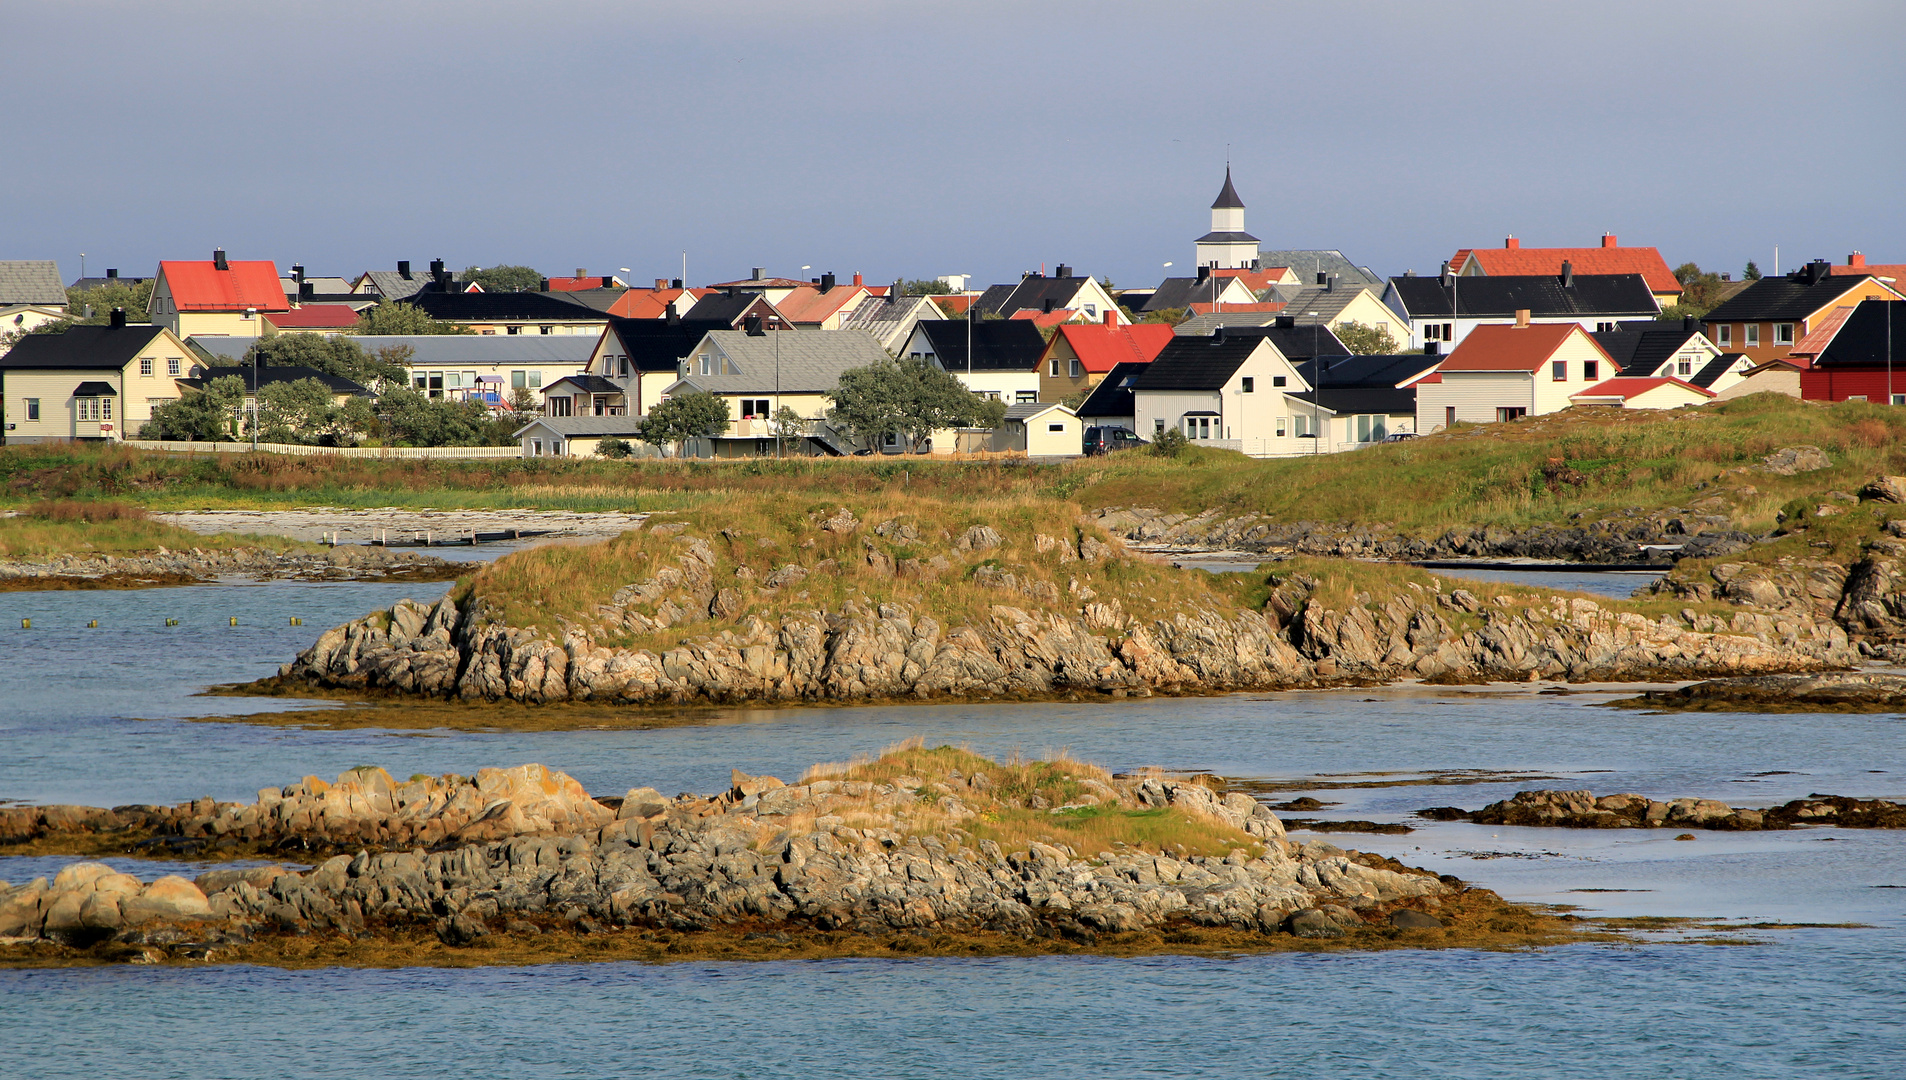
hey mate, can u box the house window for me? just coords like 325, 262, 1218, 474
140, 358, 153, 376
539, 326, 553, 335
1894, 395, 1906, 406
1015, 390, 1036, 403
1069, 359, 1082, 378
167, 357, 181, 376
1678, 358, 1693, 376
1596, 322, 1617, 333
1153, 418, 1164, 435
548, 397, 571, 417
1583, 361, 1599, 381
699, 354, 712, 376
78, 398, 98, 421
1048, 423, 1065, 432
507, 326, 521, 335
1276, 416, 1287, 437
25, 398, 39, 421
511, 371, 527, 389
1745, 324, 1760, 347
102, 397, 112, 420
619, 357, 630, 377
1497, 407, 1527, 422
1049, 359, 1060, 377
741, 399, 771, 418
1775, 323, 1795, 345
531, 438, 543, 456
551, 441, 564, 455
1242, 377, 1254, 393
1083, 304, 1096, 318
528, 371, 541, 388
1551, 361, 1568, 381
911, 352, 923, 360
1717, 325, 1732, 346
1272, 375, 1286, 387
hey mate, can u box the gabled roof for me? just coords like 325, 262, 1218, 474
69, 275, 148, 291
359, 268, 435, 300
1076, 361, 1150, 419
1591, 324, 1705, 376
1051, 322, 1175, 374
1703, 271, 1891, 323
838, 293, 941, 349
1294, 353, 1442, 389
1387, 273, 1658, 318
1801, 300, 1906, 369
1003, 401, 1073, 422
1212, 266, 1293, 293
682, 292, 778, 327
973, 274, 1097, 318
773, 284, 869, 325
1255, 250, 1382, 288
930, 294, 976, 317
1832, 261, 1906, 281
1568, 376, 1713, 401
264, 305, 360, 329
672, 329, 892, 395
0, 324, 172, 370
288, 334, 598, 368
1213, 323, 1349, 362
1211, 167, 1244, 209
1143, 276, 1246, 312
1438, 322, 1604, 372
1788, 305, 1852, 359
1009, 308, 1074, 329
546, 275, 623, 291
1269, 283, 1380, 325
554, 287, 633, 313
1189, 301, 1285, 316
706, 275, 810, 289
514, 415, 646, 439
1129, 334, 1275, 392
1457, 240, 1681, 295
610, 287, 708, 319
0, 261, 67, 305
1174, 311, 1280, 336
916, 320, 1047, 371
158, 259, 288, 312
605, 316, 735, 372
545, 373, 624, 395
405, 291, 606, 321
1687, 352, 1744, 388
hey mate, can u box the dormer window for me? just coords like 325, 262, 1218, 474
699, 354, 712, 376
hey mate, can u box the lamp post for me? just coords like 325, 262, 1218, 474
771, 313, 784, 459
1879, 278, 1898, 406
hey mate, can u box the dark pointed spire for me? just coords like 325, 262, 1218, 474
1211, 166, 1244, 210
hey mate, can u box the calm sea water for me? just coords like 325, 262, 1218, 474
2, 575, 1901, 1078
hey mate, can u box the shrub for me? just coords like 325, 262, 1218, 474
596, 437, 633, 459
1150, 428, 1189, 458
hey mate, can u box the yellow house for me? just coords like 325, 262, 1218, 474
0, 314, 192, 443
148, 251, 287, 340
662, 329, 893, 457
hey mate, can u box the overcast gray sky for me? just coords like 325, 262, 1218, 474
7, 0, 1902, 289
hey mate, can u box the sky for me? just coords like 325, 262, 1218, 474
6, 0, 1904, 290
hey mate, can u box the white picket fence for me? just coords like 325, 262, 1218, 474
122, 440, 521, 460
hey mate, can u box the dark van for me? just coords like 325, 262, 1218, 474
1083, 426, 1146, 455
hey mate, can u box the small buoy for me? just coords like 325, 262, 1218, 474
165, 618, 179, 626
20, 618, 29, 629
229, 617, 239, 626
289, 617, 302, 626
87, 620, 98, 628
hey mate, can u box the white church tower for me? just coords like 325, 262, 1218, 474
1194, 167, 1259, 270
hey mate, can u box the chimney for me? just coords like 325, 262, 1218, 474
821, 272, 836, 292
1316, 271, 1328, 286
1515, 308, 1531, 328
1043, 298, 1056, 313
601, 276, 613, 289
1721, 272, 1731, 281
1560, 260, 1575, 289
110, 307, 127, 328
890, 279, 902, 304
852, 272, 864, 287
1325, 273, 1336, 293
575, 268, 587, 278
1850, 251, 1866, 268
751, 267, 764, 281
1196, 265, 1210, 282
300, 281, 314, 300
671, 278, 683, 289
398, 260, 412, 279
745, 315, 765, 336
1275, 314, 1296, 329
106, 268, 118, 281
1684, 315, 1697, 332
1440, 260, 1453, 288
655, 278, 668, 290
1601, 234, 1618, 248
1504, 236, 1519, 249
666, 302, 680, 323
1424, 340, 1440, 356
213, 248, 228, 271
1212, 326, 1226, 345
1103, 309, 1117, 326
1805, 259, 1831, 285
539, 277, 550, 291
1056, 264, 1073, 279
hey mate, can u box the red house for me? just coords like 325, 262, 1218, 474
1795, 299, 1906, 404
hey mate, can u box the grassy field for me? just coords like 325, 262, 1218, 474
0, 501, 309, 560
2, 395, 1895, 537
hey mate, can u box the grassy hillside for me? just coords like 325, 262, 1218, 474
3, 395, 1895, 536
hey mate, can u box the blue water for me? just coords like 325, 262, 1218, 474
2, 576, 1903, 1078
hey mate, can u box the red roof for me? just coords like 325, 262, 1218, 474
1187, 301, 1285, 315
1438, 322, 1602, 372
1456, 242, 1681, 295
1569, 376, 1714, 400
1051, 322, 1175, 374
610, 287, 708, 319
1788, 306, 1852, 359
546, 275, 623, 291
1832, 263, 1906, 282
1211, 267, 1293, 293
158, 259, 288, 312
264, 305, 360, 328
774, 284, 870, 325
1009, 308, 1073, 329
930, 294, 976, 316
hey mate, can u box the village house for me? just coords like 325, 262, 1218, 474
0, 261, 69, 336
0, 311, 192, 442
1789, 299, 1906, 404
1828, 252, 1906, 283
972, 267, 1125, 324
1295, 353, 1442, 446
514, 415, 649, 459
1449, 235, 1684, 307
898, 320, 1045, 404
1712, 359, 1805, 401
540, 315, 738, 419
609, 279, 707, 319
663, 328, 893, 457
1592, 319, 1749, 394
1383, 268, 1659, 352
1566, 376, 1714, 410
1699, 261, 1901, 366
355, 335, 593, 403
1036, 316, 1174, 403
1075, 361, 1151, 432
148, 250, 288, 339
175, 364, 371, 411
838, 291, 944, 353
1258, 275, 1411, 348
1137, 269, 1257, 315
1130, 327, 1339, 457
1414, 316, 1619, 431
349, 260, 467, 300
771, 273, 873, 329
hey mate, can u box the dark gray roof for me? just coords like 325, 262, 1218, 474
1129, 334, 1266, 392
1174, 311, 1280, 336
550, 287, 628, 313
1294, 353, 1440, 389
1688, 352, 1742, 388
361, 269, 432, 300
1592, 326, 1703, 376
182, 365, 370, 396
1805, 299, 1906, 368
514, 415, 646, 439
405, 291, 605, 321
1257, 250, 1382, 288
973, 274, 1096, 318
0, 324, 169, 370
0, 261, 67, 305
1219, 323, 1349, 362
1076, 361, 1148, 419
1703, 271, 1880, 322
1004, 402, 1071, 421
72, 380, 117, 396
311, 335, 597, 368
1387, 273, 1658, 318
1144, 276, 1236, 312
670, 329, 893, 395
606, 316, 734, 372
683, 292, 770, 326
916, 320, 1046, 371
1211, 168, 1244, 209
1314, 386, 1415, 415
70, 276, 147, 291
546, 374, 623, 394
1194, 230, 1261, 244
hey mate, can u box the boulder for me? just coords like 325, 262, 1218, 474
1389, 909, 1443, 929
1286, 908, 1342, 938
1759, 446, 1831, 475
119, 876, 212, 924
1862, 476, 1906, 503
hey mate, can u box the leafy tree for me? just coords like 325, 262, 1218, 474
256, 378, 359, 446
1656, 302, 1708, 324
461, 265, 545, 292
1335, 320, 1401, 355
65, 279, 154, 324
1149, 428, 1189, 458
636, 391, 731, 457
353, 302, 473, 336
1138, 306, 1187, 325
242, 334, 408, 391
595, 437, 633, 459
828, 357, 1006, 452
375, 386, 516, 447
903, 279, 953, 296
142, 375, 245, 441
1671, 262, 1728, 315
1744, 260, 1762, 281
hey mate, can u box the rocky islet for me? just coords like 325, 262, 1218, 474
1423, 788, 1906, 831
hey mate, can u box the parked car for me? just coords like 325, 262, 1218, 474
1384, 431, 1419, 442
1084, 426, 1147, 455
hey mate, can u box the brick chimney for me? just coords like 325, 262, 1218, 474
1515, 308, 1531, 328
1601, 234, 1618, 248
575, 268, 587, 278
1102, 309, 1117, 326
1504, 236, 1519, 250
655, 278, 668, 290
1850, 251, 1866, 267
852, 272, 864, 287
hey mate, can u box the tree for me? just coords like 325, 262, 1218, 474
375, 386, 516, 447
1744, 260, 1763, 281
903, 279, 953, 296
595, 437, 633, 459
1335, 320, 1401, 355
64, 279, 154, 324
1149, 428, 1189, 458
828, 357, 1007, 452
1672, 262, 1728, 315
637, 391, 731, 457
462, 265, 545, 293
242, 335, 408, 391
353, 302, 473, 336
142, 375, 245, 441
1137, 306, 1187, 325
256, 378, 358, 446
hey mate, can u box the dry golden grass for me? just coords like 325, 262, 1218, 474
0, 502, 310, 559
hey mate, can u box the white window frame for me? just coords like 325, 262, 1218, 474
1276, 416, 1287, 437
1745, 324, 1760, 347
25, 398, 39, 421
167, 357, 181, 376
1717, 324, 1732, 347
1068, 359, 1082, 378
1775, 323, 1795, 345
140, 358, 153, 376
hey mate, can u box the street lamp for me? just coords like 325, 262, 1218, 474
1308, 311, 1322, 455
1879, 278, 1898, 406
770, 313, 784, 459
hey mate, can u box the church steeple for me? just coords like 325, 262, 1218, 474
1196, 166, 1258, 270
1211, 166, 1244, 210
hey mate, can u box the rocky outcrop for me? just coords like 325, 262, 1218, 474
1429, 788, 1906, 831
276, 556, 1854, 705
0, 765, 613, 857
1091, 507, 1756, 565
0, 545, 459, 589
0, 762, 1457, 956
1621, 672, 1906, 712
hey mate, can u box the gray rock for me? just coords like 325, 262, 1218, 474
1286, 908, 1342, 938
1389, 909, 1442, 929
